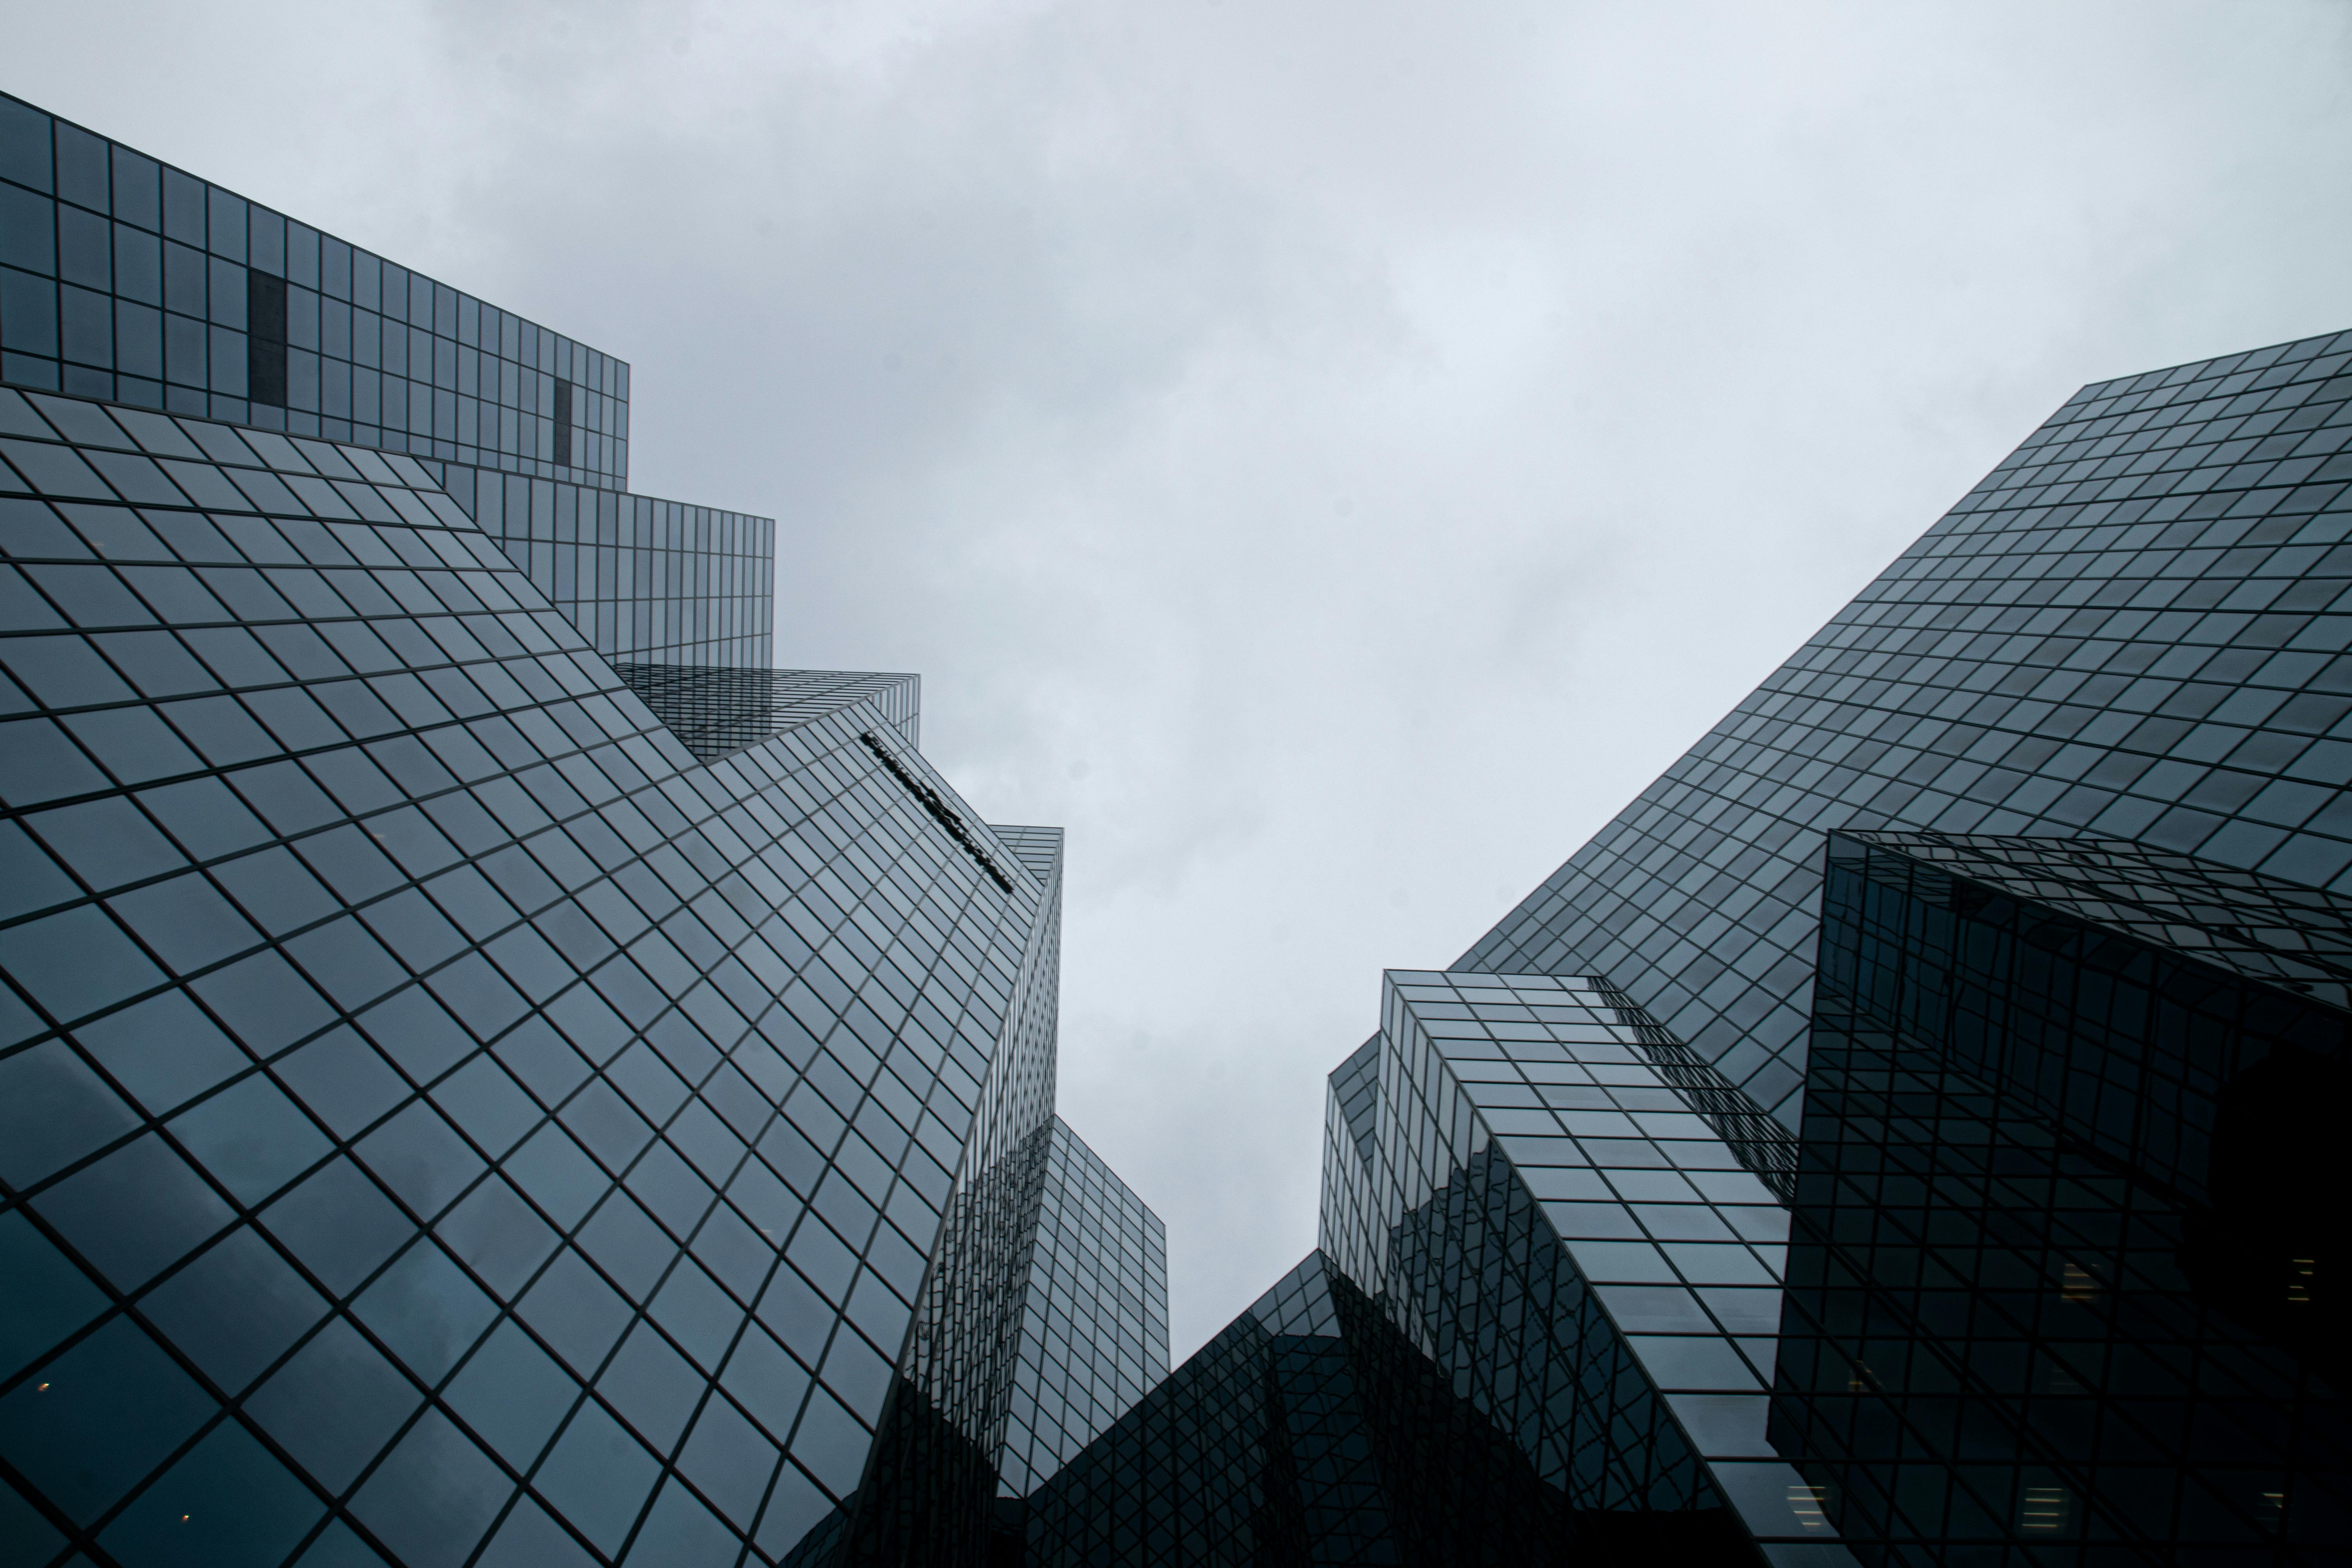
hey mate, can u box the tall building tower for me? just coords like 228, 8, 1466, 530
8, 83, 2352, 1568
1011, 334, 2352, 1565
0, 92, 1162, 1568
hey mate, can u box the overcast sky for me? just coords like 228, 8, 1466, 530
15, 0, 2350, 1359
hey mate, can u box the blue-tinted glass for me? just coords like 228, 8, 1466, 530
0, 1475, 67, 1566
648, 1258, 738, 1373
348, 1410, 510, 1568
443, 1319, 578, 1470
0, 1316, 214, 1525
471, 1495, 596, 1568
0, 1040, 138, 1189
755, 1466, 835, 1562
348, 1240, 495, 1392
167, 1073, 332, 1205
788, 1387, 871, 1500
620, 1477, 735, 1568
33, 1133, 233, 1291
245, 1316, 420, 1492
576, 1192, 673, 1303
514, 1249, 631, 1377
530, 1401, 660, 1559
0, 84, 1545, 1566
96, 1419, 322, 1567
289, 1517, 392, 1568
0, 1210, 108, 1382
68, 993, 241, 1118
0, 904, 165, 1024
674, 1395, 777, 1532
503, 1124, 604, 1228
0, 98, 53, 194
430, 1055, 538, 1158
261, 1157, 412, 1298
718, 1325, 810, 1444
433, 1176, 557, 1299
139, 1225, 327, 1395
357, 1102, 483, 1221
595, 1321, 701, 1454
273, 1027, 408, 1139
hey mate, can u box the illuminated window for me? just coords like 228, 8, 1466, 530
2022, 1486, 2068, 1531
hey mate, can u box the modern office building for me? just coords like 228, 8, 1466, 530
6, 87, 2352, 1568
0, 92, 1163, 1568
1005, 328, 2352, 1565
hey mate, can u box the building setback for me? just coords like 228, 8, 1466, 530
0, 92, 1162, 1568
5, 86, 2352, 1568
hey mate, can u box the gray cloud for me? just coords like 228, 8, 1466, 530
15, 0, 2351, 1354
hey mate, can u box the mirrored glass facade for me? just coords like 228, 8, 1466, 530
0, 94, 630, 488
996, 1118, 1170, 1500
1005, 326, 2352, 1566
7, 84, 2352, 1568
614, 670, 919, 768
1773, 830, 2352, 1559
434, 466, 775, 673
1464, 330, 2352, 1129
0, 92, 1165, 1568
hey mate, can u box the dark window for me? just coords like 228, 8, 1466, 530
246, 269, 287, 408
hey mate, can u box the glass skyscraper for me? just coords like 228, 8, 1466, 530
1006, 330, 2352, 1564
0, 93, 1163, 1568
5, 87, 2352, 1568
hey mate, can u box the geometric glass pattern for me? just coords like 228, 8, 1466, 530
995, 1117, 1169, 1500
1781, 831, 2352, 1559
615, 668, 920, 769
1009, 327, 2352, 1563
0, 91, 632, 489
1327, 973, 1779, 1553
1017, 973, 1784, 1563
0, 377, 774, 681
0, 367, 1149, 1565
1, 89, 1178, 1568
436, 468, 774, 673
1462, 329, 2352, 1129
11, 82, 2352, 1568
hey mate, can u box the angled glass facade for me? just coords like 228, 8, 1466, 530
434, 466, 775, 673
1330, 974, 1784, 1544
1010, 976, 1771, 1564
1020, 1232, 1745, 1565
0, 91, 1165, 1568
0, 94, 631, 488
617, 670, 919, 767
1463, 330, 2352, 1129
1, 91, 776, 675
996, 1117, 1170, 1500
1774, 830, 2352, 1558
0, 382, 1049, 1565
1005, 328, 2352, 1566
7, 84, 2352, 1568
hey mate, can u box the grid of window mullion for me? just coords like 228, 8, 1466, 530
488, 731, 1009, 1553
1455, 334, 2352, 1125
1776, 837, 2348, 1552
0, 94, 629, 486
0, 408, 1058, 1563
998, 1118, 1168, 1494
0, 722, 1016, 1555
446, 474, 776, 672
2, 376, 769, 687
